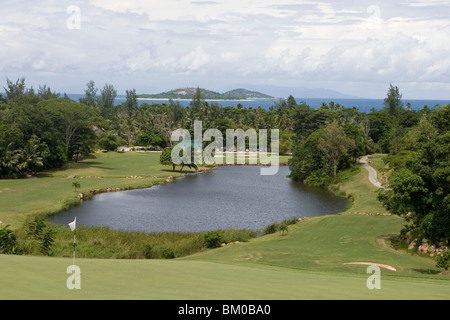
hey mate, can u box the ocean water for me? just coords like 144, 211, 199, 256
66, 93, 449, 113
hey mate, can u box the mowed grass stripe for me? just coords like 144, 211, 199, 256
186, 214, 447, 278
1, 254, 449, 300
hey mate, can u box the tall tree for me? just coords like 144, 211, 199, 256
317, 122, 355, 179
384, 84, 403, 116
79, 80, 98, 110
289, 129, 325, 185
99, 83, 117, 120
3, 77, 27, 101
37, 84, 60, 100
40, 98, 99, 159
119, 89, 138, 146
190, 87, 204, 115
15, 135, 48, 175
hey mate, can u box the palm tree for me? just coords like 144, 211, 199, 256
72, 182, 81, 192
0, 143, 20, 177
15, 136, 44, 175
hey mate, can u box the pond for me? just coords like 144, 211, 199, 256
49, 166, 348, 233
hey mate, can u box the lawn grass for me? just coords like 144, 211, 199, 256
1, 214, 449, 300
330, 158, 389, 215
367, 153, 389, 172
185, 214, 443, 276
3, 254, 449, 300
1, 152, 449, 300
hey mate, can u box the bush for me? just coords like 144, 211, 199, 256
204, 231, 224, 248
263, 222, 279, 235
143, 244, 153, 259
221, 229, 257, 243
135, 130, 166, 148
436, 251, 449, 270
281, 217, 298, 226
159, 245, 175, 259
0, 225, 18, 254
98, 134, 124, 151
25, 217, 55, 256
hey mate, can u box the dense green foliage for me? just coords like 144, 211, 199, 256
204, 231, 224, 248
287, 85, 449, 259
0, 214, 257, 259
0, 224, 18, 254
0, 79, 102, 176
288, 85, 438, 187
0, 79, 299, 179
377, 104, 450, 248
289, 107, 370, 186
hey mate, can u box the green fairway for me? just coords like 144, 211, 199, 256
186, 215, 444, 276
332, 160, 389, 215
1, 214, 449, 300
1, 152, 449, 300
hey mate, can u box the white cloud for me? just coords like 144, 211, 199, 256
1, 0, 450, 98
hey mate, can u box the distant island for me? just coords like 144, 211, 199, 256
138, 87, 274, 100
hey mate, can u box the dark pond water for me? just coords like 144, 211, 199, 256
49, 166, 348, 233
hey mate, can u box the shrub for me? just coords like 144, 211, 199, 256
25, 217, 55, 256
159, 245, 175, 259
263, 222, 279, 235
135, 130, 166, 148
222, 229, 257, 243
98, 134, 124, 151
0, 225, 18, 254
436, 251, 449, 270
204, 231, 224, 248
281, 217, 298, 226
40, 228, 55, 256
143, 244, 153, 259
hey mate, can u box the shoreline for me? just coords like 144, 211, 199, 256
47, 162, 347, 234
47, 161, 292, 221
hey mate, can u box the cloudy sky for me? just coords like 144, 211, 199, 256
1, 0, 450, 99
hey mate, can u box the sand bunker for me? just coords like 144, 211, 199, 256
344, 262, 396, 271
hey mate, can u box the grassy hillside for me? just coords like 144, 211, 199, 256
186, 214, 441, 276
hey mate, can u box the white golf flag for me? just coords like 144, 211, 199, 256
68, 217, 76, 231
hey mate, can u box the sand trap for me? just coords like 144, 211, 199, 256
344, 262, 396, 271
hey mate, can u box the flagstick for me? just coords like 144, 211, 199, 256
72, 230, 76, 267
68, 216, 77, 267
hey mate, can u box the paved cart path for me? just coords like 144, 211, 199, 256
359, 155, 389, 190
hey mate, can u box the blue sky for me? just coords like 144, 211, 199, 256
1, 0, 450, 99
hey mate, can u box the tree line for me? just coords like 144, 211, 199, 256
0, 78, 295, 177
0, 78, 448, 264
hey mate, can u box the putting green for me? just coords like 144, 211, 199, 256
1, 214, 449, 300
1, 253, 449, 300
